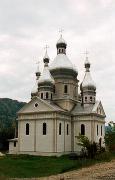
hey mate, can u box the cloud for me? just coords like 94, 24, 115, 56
0, 0, 114, 121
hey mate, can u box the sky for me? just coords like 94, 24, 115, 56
0, 0, 115, 122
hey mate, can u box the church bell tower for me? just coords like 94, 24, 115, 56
50, 34, 79, 111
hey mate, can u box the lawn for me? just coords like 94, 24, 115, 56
0, 152, 115, 179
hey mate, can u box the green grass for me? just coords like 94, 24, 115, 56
0, 152, 115, 179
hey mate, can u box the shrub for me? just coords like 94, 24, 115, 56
105, 125, 115, 151
69, 153, 78, 160
76, 134, 98, 158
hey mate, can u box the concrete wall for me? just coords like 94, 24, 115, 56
36, 119, 54, 152
17, 109, 105, 155
19, 119, 54, 153
18, 114, 72, 154
55, 99, 75, 111
65, 121, 71, 151
19, 120, 35, 152
57, 120, 64, 152
74, 120, 92, 152
52, 78, 78, 111
94, 121, 105, 146
56, 113, 71, 153
9, 141, 18, 154
54, 79, 78, 100
56, 120, 71, 152
73, 117, 105, 152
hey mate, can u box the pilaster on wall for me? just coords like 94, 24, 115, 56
71, 121, 74, 152
53, 112, 57, 152
34, 120, 36, 152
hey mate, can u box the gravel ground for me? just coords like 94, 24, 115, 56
34, 160, 115, 180
10, 160, 115, 180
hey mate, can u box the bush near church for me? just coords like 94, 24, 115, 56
105, 123, 115, 151
76, 134, 105, 158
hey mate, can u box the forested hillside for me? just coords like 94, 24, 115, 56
0, 98, 26, 128
0, 98, 26, 150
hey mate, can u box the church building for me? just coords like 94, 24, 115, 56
9, 34, 106, 156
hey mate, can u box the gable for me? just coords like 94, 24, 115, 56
18, 97, 57, 114
92, 101, 106, 117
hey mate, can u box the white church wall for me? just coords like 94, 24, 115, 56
94, 121, 105, 146
74, 120, 91, 152
57, 120, 64, 152
9, 141, 18, 154
65, 121, 71, 152
19, 120, 35, 152
36, 119, 54, 152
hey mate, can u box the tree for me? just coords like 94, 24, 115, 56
77, 134, 98, 158
0, 121, 15, 150
0, 98, 25, 150
105, 124, 115, 151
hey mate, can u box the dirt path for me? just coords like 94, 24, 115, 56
38, 160, 115, 180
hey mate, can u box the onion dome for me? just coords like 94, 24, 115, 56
43, 50, 50, 64
81, 58, 96, 90
38, 51, 55, 85
35, 64, 41, 79
50, 35, 78, 77
50, 54, 77, 72
31, 80, 38, 96
31, 61, 40, 98
56, 34, 67, 48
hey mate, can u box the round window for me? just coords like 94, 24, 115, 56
34, 103, 38, 107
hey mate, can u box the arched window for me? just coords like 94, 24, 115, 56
90, 96, 92, 102
81, 124, 85, 135
14, 142, 16, 147
97, 108, 98, 114
41, 93, 43, 99
62, 48, 65, 54
101, 125, 102, 136
26, 123, 29, 135
35, 103, 38, 107
64, 85, 68, 94
53, 85, 55, 93
97, 125, 98, 136
99, 138, 102, 148
43, 123, 46, 135
67, 124, 69, 135
51, 93, 52, 99
85, 97, 87, 102
46, 92, 48, 99
59, 123, 61, 135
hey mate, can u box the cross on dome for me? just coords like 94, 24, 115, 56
34, 58, 41, 79
84, 50, 89, 58
83, 50, 90, 71
83, 49, 89, 61
56, 29, 67, 49
43, 45, 50, 66
36, 60, 40, 71
44, 45, 49, 52
59, 29, 64, 36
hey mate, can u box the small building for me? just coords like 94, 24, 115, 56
9, 34, 106, 156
